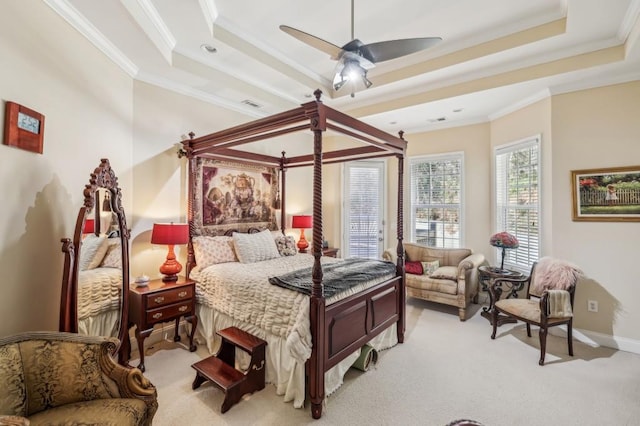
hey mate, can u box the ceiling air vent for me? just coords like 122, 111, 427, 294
241, 99, 262, 108
429, 117, 447, 123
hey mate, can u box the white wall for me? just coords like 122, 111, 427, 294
0, 1, 133, 335
550, 82, 640, 343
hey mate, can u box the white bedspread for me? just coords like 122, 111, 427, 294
77, 267, 122, 320
191, 254, 395, 363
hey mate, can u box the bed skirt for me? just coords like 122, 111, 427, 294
195, 303, 397, 408
78, 308, 120, 338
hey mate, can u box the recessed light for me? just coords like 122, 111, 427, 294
453, 108, 463, 113
200, 44, 217, 53
389, 121, 397, 125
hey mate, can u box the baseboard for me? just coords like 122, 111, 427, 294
549, 327, 640, 355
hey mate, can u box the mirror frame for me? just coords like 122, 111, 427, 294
60, 158, 130, 362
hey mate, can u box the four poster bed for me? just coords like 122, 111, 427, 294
182, 90, 406, 419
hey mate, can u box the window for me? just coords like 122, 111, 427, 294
495, 136, 540, 272
343, 161, 385, 258
409, 153, 463, 248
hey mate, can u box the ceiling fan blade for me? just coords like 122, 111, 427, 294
279, 25, 344, 59
359, 37, 442, 63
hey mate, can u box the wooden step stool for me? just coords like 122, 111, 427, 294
191, 326, 267, 413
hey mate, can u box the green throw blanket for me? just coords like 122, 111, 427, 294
268, 257, 396, 298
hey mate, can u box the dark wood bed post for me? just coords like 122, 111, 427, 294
185, 132, 196, 279
308, 89, 326, 420
279, 151, 286, 234
396, 131, 406, 343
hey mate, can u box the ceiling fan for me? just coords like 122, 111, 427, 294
280, 0, 442, 97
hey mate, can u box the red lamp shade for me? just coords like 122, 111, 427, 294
83, 218, 95, 234
151, 223, 189, 282
292, 215, 313, 229
291, 215, 312, 253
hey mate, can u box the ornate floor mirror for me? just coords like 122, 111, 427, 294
60, 158, 130, 364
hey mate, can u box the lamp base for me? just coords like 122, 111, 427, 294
297, 229, 309, 253
162, 274, 179, 282
159, 244, 182, 283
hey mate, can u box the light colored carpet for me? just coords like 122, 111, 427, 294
141, 299, 640, 425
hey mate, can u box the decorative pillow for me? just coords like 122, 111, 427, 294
430, 266, 459, 281
100, 238, 122, 269
79, 234, 109, 271
275, 235, 297, 256
421, 260, 440, 276
531, 257, 583, 293
233, 229, 281, 264
405, 261, 423, 275
193, 236, 237, 269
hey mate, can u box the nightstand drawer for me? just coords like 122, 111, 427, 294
146, 302, 192, 324
146, 285, 193, 308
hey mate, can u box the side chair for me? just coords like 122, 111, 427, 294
489, 259, 581, 365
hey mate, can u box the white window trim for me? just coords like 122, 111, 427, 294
492, 134, 541, 273
408, 151, 465, 247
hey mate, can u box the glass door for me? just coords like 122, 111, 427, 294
343, 160, 385, 258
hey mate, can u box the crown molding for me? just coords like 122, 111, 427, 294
619, 0, 640, 40
44, 0, 138, 77
198, 0, 219, 37
121, 0, 176, 64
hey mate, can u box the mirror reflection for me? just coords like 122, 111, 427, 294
60, 159, 130, 362
77, 188, 122, 338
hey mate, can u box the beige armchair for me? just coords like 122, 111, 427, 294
384, 242, 487, 321
0, 331, 157, 425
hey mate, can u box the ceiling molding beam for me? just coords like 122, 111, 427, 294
198, 0, 219, 37
172, 52, 298, 111
333, 18, 567, 99
120, 0, 176, 64
212, 17, 332, 93
347, 45, 626, 118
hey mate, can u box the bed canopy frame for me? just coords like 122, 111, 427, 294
182, 89, 406, 419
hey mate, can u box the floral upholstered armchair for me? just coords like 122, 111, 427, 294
384, 242, 487, 321
0, 331, 157, 425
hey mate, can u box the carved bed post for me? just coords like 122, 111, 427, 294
185, 132, 196, 279
308, 89, 326, 419
279, 151, 286, 234
396, 131, 406, 343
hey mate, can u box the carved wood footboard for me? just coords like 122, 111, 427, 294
308, 275, 404, 419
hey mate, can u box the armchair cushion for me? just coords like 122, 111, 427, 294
0, 332, 157, 425
430, 266, 459, 281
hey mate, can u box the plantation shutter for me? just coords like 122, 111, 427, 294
495, 137, 540, 271
344, 161, 384, 258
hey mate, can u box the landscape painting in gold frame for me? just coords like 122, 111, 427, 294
571, 166, 640, 222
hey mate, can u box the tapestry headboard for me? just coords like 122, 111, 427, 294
191, 158, 278, 237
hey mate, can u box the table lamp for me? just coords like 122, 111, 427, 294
291, 215, 313, 253
151, 222, 190, 282
489, 231, 519, 272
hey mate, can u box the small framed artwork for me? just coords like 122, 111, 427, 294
3, 101, 45, 154
571, 166, 640, 222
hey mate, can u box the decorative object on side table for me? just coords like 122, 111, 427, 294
291, 214, 312, 253
151, 222, 189, 282
489, 231, 519, 272
3, 101, 45, 154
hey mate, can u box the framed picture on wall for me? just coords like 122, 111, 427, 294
3, 101, 45, 154
571, 165, 640, 222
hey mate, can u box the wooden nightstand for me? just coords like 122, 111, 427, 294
322, 247, 339, 258
128, 277, 197, 372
